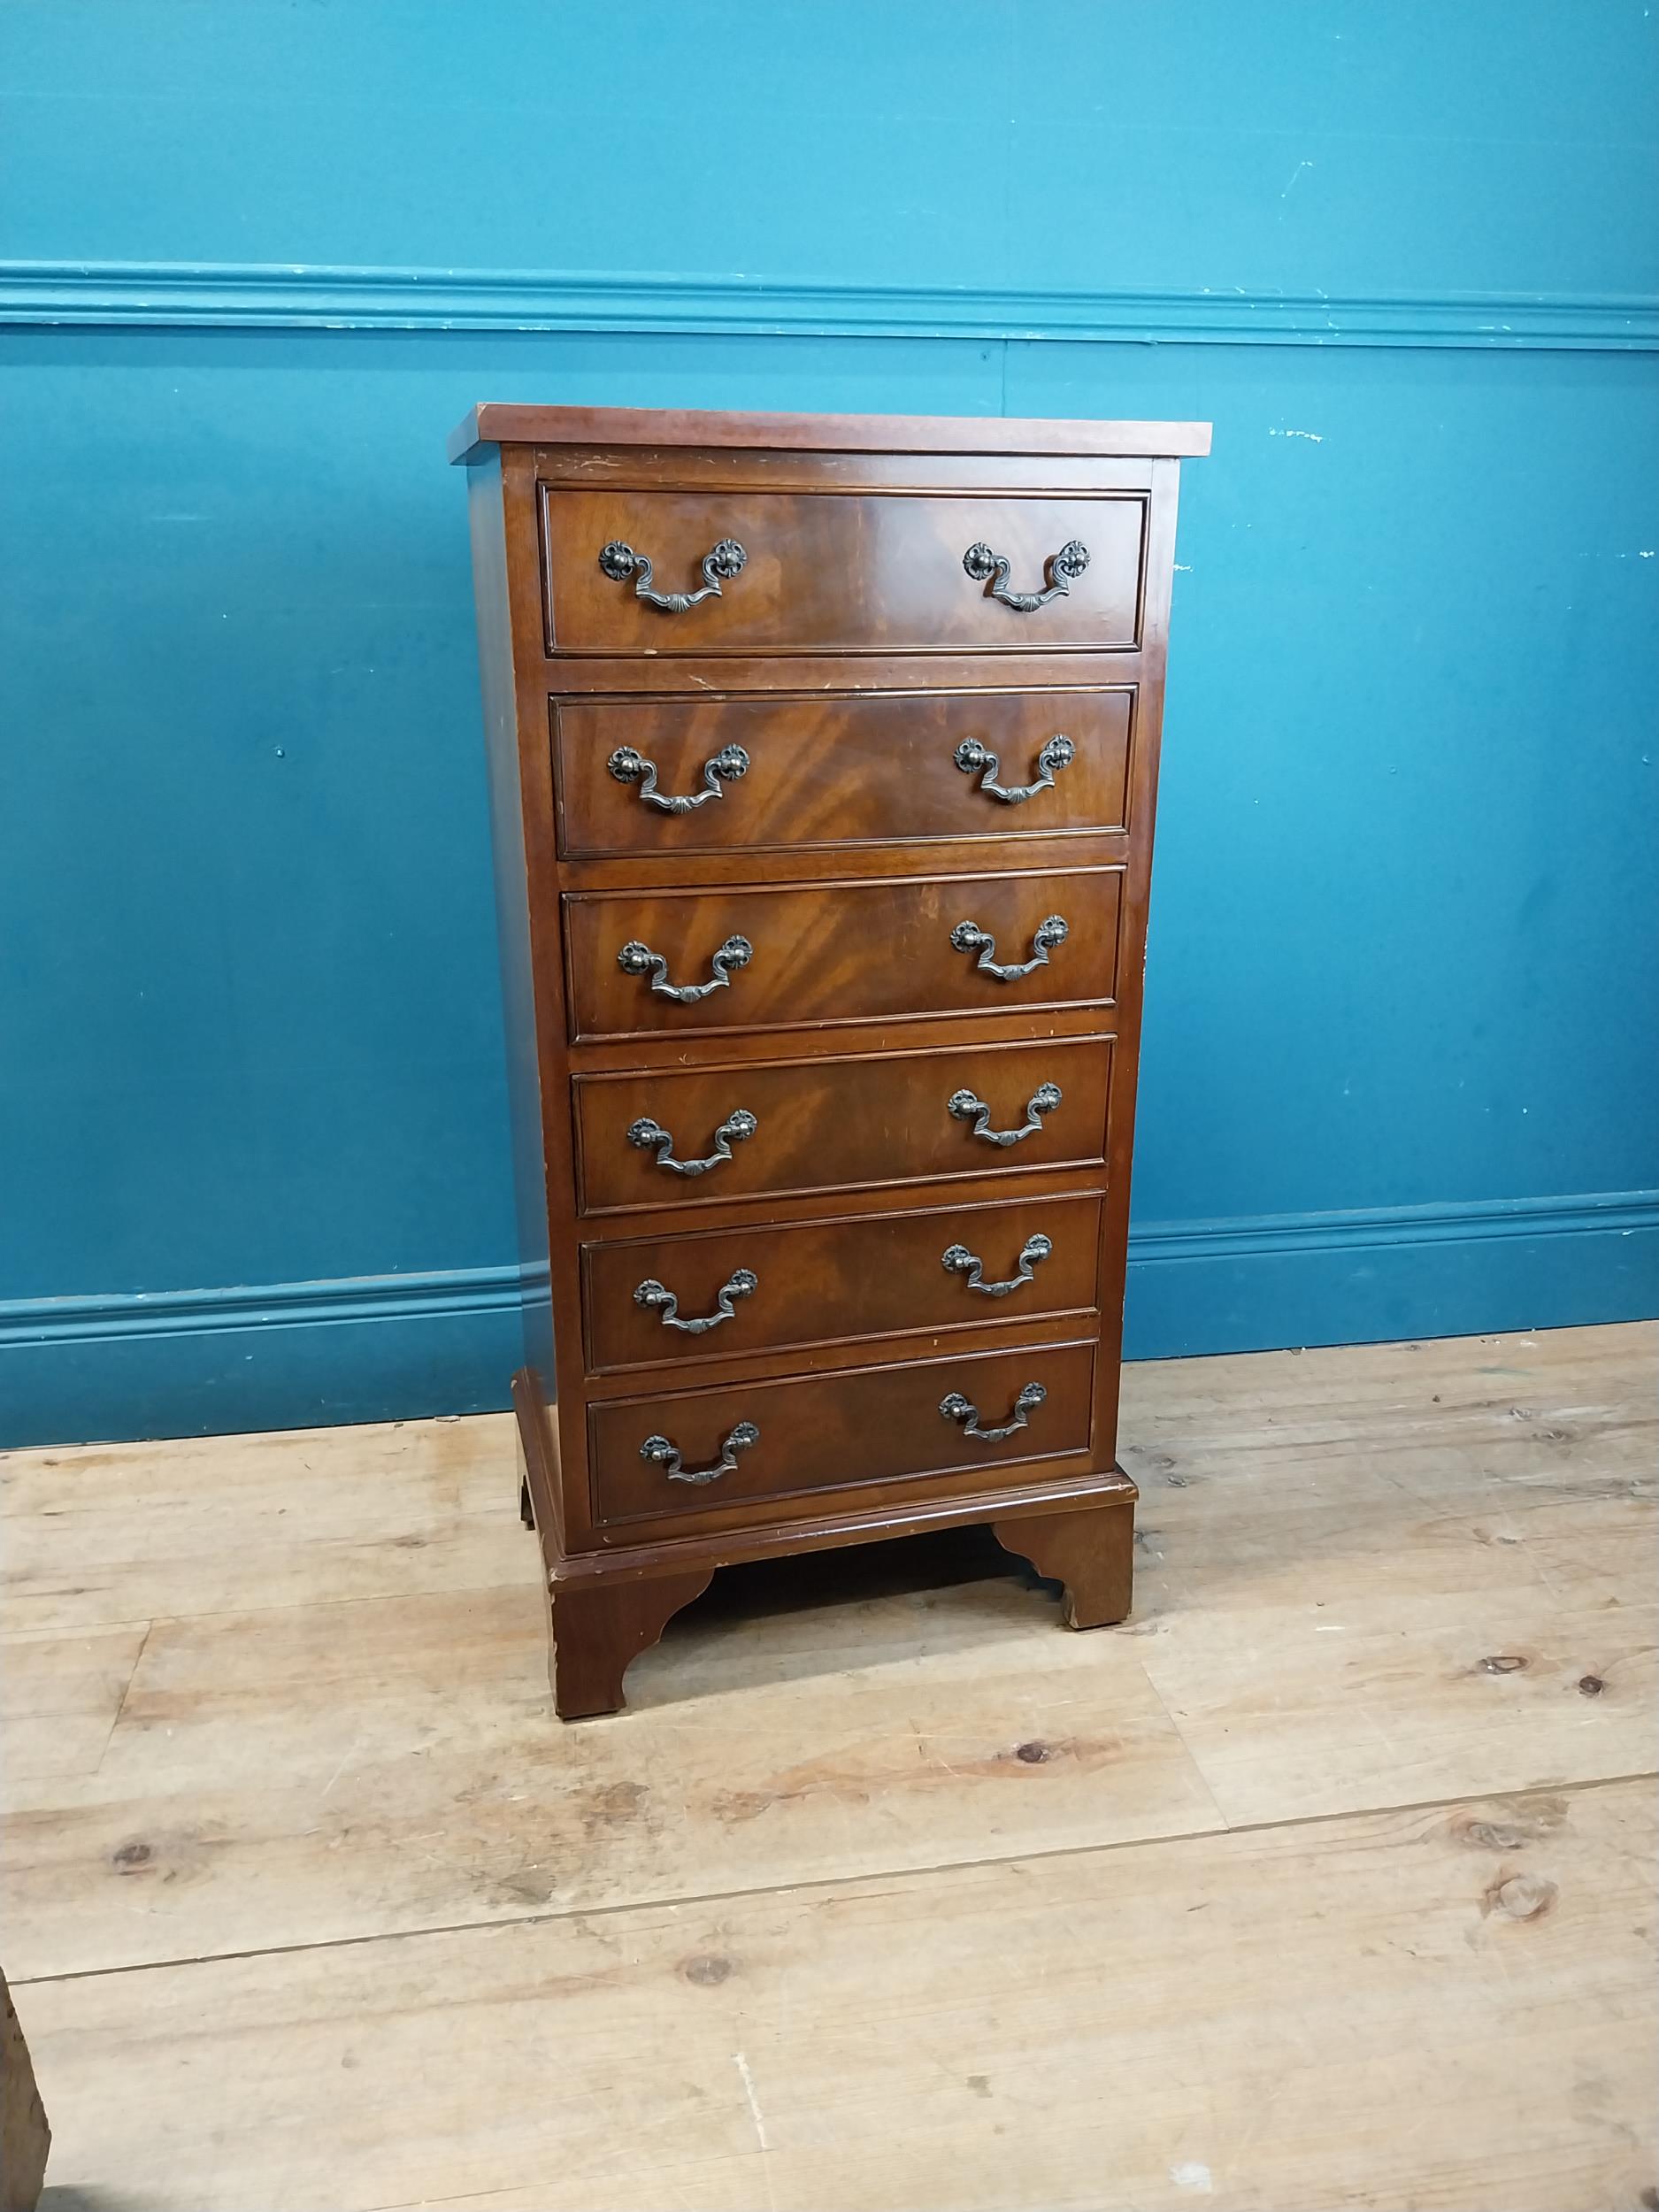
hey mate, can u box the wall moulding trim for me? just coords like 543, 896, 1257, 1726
0, 1263, 537, 1348
1125, 1187, 1659, 1266
3, 260, 1656, 351
1, 1196, 1651, 1446
2, 1192, 1650, 1354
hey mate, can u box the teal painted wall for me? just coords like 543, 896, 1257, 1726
2, 2, 1655, 1444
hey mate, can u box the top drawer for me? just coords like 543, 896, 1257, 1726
539, 488, 1148, 657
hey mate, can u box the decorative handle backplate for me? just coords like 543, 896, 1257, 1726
599, 537, 748, 613
608, 742, 749, 814
626, 1107, 757, 1177
954, 733, 1075, 805
950, 914, 1069, 982
939, 1381, 1048, 1442
640, 1419, 760, 1486
618, 934, 753, 1004
633, 1266, 758, 1336
948, 1081, 1062, 1148
963, 539, 1090, 612
941, 1233, 1053, 1298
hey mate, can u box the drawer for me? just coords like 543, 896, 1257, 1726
583, 1192, 1104, 1374
573, 1033, 1112, 1216
565, 868, 1122, 1042
555, 687, 1134, 857
540, 488, 1147, 656
589, 1339, 1097, 1527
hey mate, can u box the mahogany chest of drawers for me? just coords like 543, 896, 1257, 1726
451, 403, 1210, 1717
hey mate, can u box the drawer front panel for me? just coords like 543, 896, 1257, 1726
589, 1339, 1097, 1525
555, 687, 1134, 856
541, 489, 1146, 656
565, 869, 1121, 1041
583, 1192, 1105, 1373
573, 1035, 1113, 1216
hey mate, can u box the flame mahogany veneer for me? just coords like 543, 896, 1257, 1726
454, 403, 1209, 1717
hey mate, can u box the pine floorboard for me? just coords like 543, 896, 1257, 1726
3, 1324, 1654, 2210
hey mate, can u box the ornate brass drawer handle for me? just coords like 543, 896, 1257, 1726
640, 1419, 760, 1486
954, 733, 1075, 805
618, 933, 752, 1004
948, 1081, 1062, 1148
626, 1107, 757, 1177
939, 1381, 1047, 1442
941, 1233, 1052, 1298
608, 742, 750, 814
950, 913, 1069, 982
963, 539, 1089, 612
634, 1266, 758, 1335
599, 537, 747, 613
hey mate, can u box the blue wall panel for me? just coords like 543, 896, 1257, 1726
1, 2, 1655, 1444
4, 2, 1656, 297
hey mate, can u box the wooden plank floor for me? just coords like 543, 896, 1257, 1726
2, 1324, 1655, 2211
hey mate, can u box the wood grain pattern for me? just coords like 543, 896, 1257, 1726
533, 449, 1164, 499
0, 1624, 149, 1783
467, 449, 557, 1384
449, 403, 1214, 464
4, 1325, 1655, 2211
563, 865, 1122, 1041
541, 485, 1147, 655
4, 1325, 1645, 1969
0, 1416, 526, 1636
581, 1189, 1103, 1375
573, 1033, 1113, 1217
14, 1781, 1655, 2212
554, 686, 1134, 856
994, 1501, 1135, 1627
464, 408, 1196, 1709
546, 1567, 713, 1720
0, 1970, 50, 2212
588, 1337, 1098, 1532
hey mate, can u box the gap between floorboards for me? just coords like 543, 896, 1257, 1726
12, 1765, 1652, 1992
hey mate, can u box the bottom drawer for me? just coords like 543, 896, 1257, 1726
588, 1339, 1096, 1529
